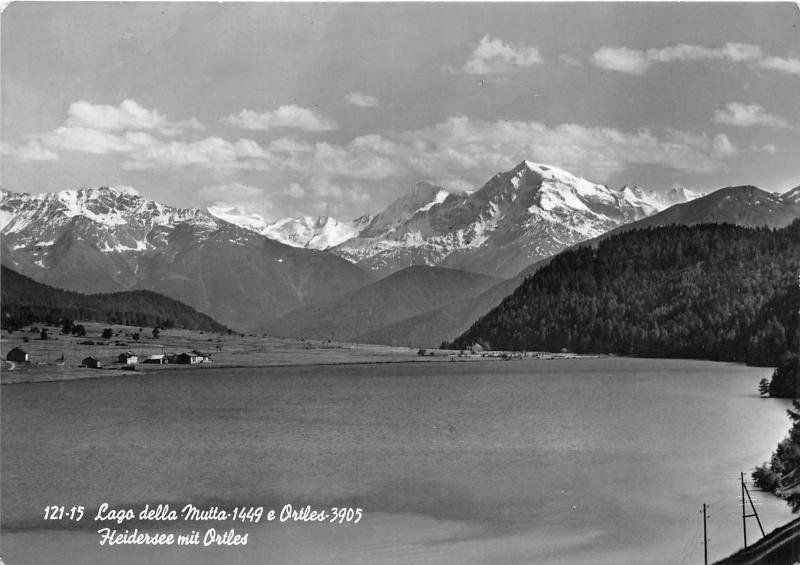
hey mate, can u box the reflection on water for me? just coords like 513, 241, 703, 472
1, 358, 794, 564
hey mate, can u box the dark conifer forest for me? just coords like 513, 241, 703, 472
1, 265, 229, 333
446, 221, 800, 369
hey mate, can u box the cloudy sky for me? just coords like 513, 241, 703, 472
2, 2, 799, 222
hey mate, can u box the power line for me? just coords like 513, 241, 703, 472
678, 510, 704, 565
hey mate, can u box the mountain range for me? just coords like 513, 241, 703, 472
0, 187, 375, 331
348, 182, 800, 347
2, 161, 798, 339
329, 161, 700, 278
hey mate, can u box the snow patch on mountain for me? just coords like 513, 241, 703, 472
419, 190, 450, 213
208, 206, 371, 250
261, 216, 365, 250
0, 208, 14, 232
781, 185, 800, 204
0, 186, 224, 256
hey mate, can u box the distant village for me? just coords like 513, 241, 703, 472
2, 324, 218, 371
6, 344, 213, 369
1, 322, 596, 385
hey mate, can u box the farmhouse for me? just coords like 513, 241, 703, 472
6, 347, 29, 362
191, 350, 213, 363
117, 352, 138, 365
81, 356, 101, 369
176, 352, 203, 364
143, 354, 166, 364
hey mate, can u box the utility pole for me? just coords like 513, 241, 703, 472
703, 503, 709, 565
740, 472, 765, 548
741, 472, 747, 548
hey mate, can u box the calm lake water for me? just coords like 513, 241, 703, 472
1, 358, 795, 564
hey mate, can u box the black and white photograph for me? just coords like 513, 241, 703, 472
1, 2, 800, 564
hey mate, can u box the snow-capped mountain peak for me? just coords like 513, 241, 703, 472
667, 185, 702, 203
356, 181, 451, 239
206, 205, 371, 250
331, 160, 701, 277
263, 215, 373, 250
206, 204, 269, 232
523, 161, 601, 194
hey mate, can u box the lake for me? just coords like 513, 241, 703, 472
1, 358, 794, 564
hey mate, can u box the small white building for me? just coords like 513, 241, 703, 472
143, 353, 166, 364
118, 352, 138, 365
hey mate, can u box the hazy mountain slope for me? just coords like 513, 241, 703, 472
356, 275, 524, 347
0, 187, 376, 331
1, 265, 229, 332
264, 265, 502, 342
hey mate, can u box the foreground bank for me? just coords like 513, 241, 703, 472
714, 517, 800, 564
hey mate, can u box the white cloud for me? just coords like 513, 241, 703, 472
14, 100, 281, 172
41, 127, 158, 154
591, 46, 651, 75
199, 182, 265, 202
26, 120, 273, 172
286, 183, 306, 198
713, 102, 790, 128
0, 140, 59, 162
751, 143, 778, 154
649, 42, 762, 63
403, 117, 734, 177
275, 116, 738, 186
14, 97, 740, 204
558, 54, 582, 67
591, 42, 797, 76
122, 137, 274, 171
719, 43, 765, 62
300, 178, 372, 217
345, 92, 379, 108
222, 105, 337, 131
282, 137, 406, 180
759, 56, 800, 75
446, 35, 543, 74
206, 203, 274, 227
711, 133, 737, 158
66, 99, 203, 135
267, 138, 313, 154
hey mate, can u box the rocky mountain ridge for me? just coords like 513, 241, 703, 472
0, 186, 375, 331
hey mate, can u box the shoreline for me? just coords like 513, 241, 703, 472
0, 353, 608, 385
1, 323, 610, 384
1, 352, 751, 386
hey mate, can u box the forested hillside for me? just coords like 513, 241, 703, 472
1, 266, 229, 332
446, 221, 800, 367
